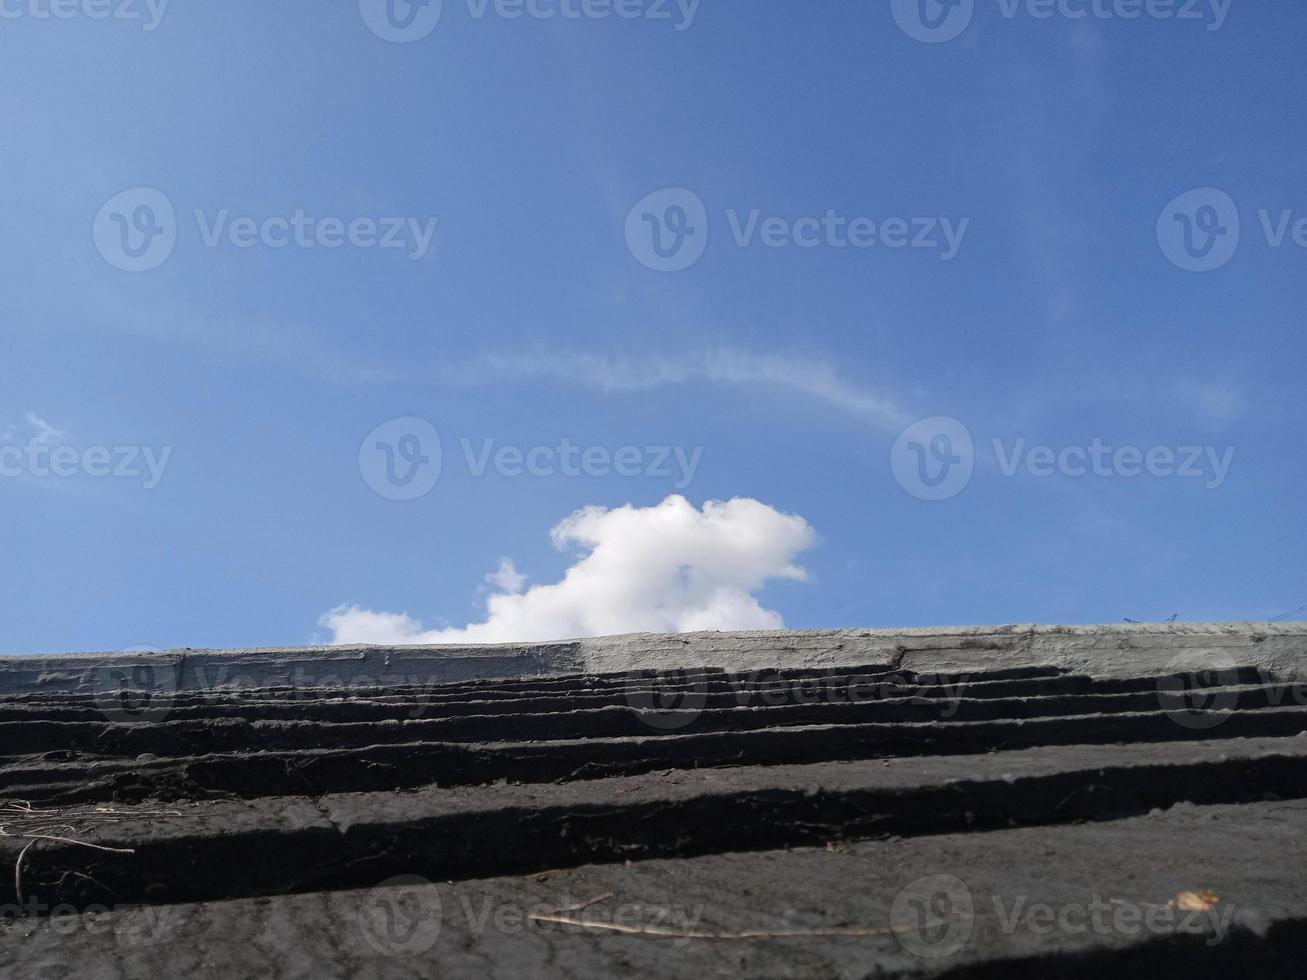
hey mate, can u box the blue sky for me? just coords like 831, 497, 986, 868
1, 0, 1303, 655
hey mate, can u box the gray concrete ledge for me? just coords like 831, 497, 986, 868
0, 622, 1304, 697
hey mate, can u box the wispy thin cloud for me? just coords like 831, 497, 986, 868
478, 348, 912, 433
0, 412, 66, 446
90, 282, 911, 431
23, 412, 66, 446
1174, 380, 1246, 428
96, 291, 394, 387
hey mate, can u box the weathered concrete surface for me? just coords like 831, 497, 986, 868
2, 622, 1304, 696
4, 798, 1303, 979
2, 629, 1303, 978
6, 735, 1306, 913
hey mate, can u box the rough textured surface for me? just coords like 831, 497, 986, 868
1, 623, 1304, 977
5, 736, 1306, 912
3, 621, 1304, 697
3, 799, 1303, 979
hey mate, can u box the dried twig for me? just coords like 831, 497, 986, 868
535, 893, 615, 915
526, 869, 573, 881
13, 840, 36, 907
2, 798, 160, 909
2, 832, 134, 854
528, 916, 907, 940
528, 894, 938, 942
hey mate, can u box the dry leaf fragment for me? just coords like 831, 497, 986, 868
1167, 889, 1220, 912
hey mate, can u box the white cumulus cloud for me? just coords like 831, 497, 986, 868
321, 495, 816, 645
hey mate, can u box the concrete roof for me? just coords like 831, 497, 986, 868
2, 621, 1305, 977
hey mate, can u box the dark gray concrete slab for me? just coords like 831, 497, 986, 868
3, 798, 1302, 979
3, 626, 1303, 978
4, 736, 1306, 913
